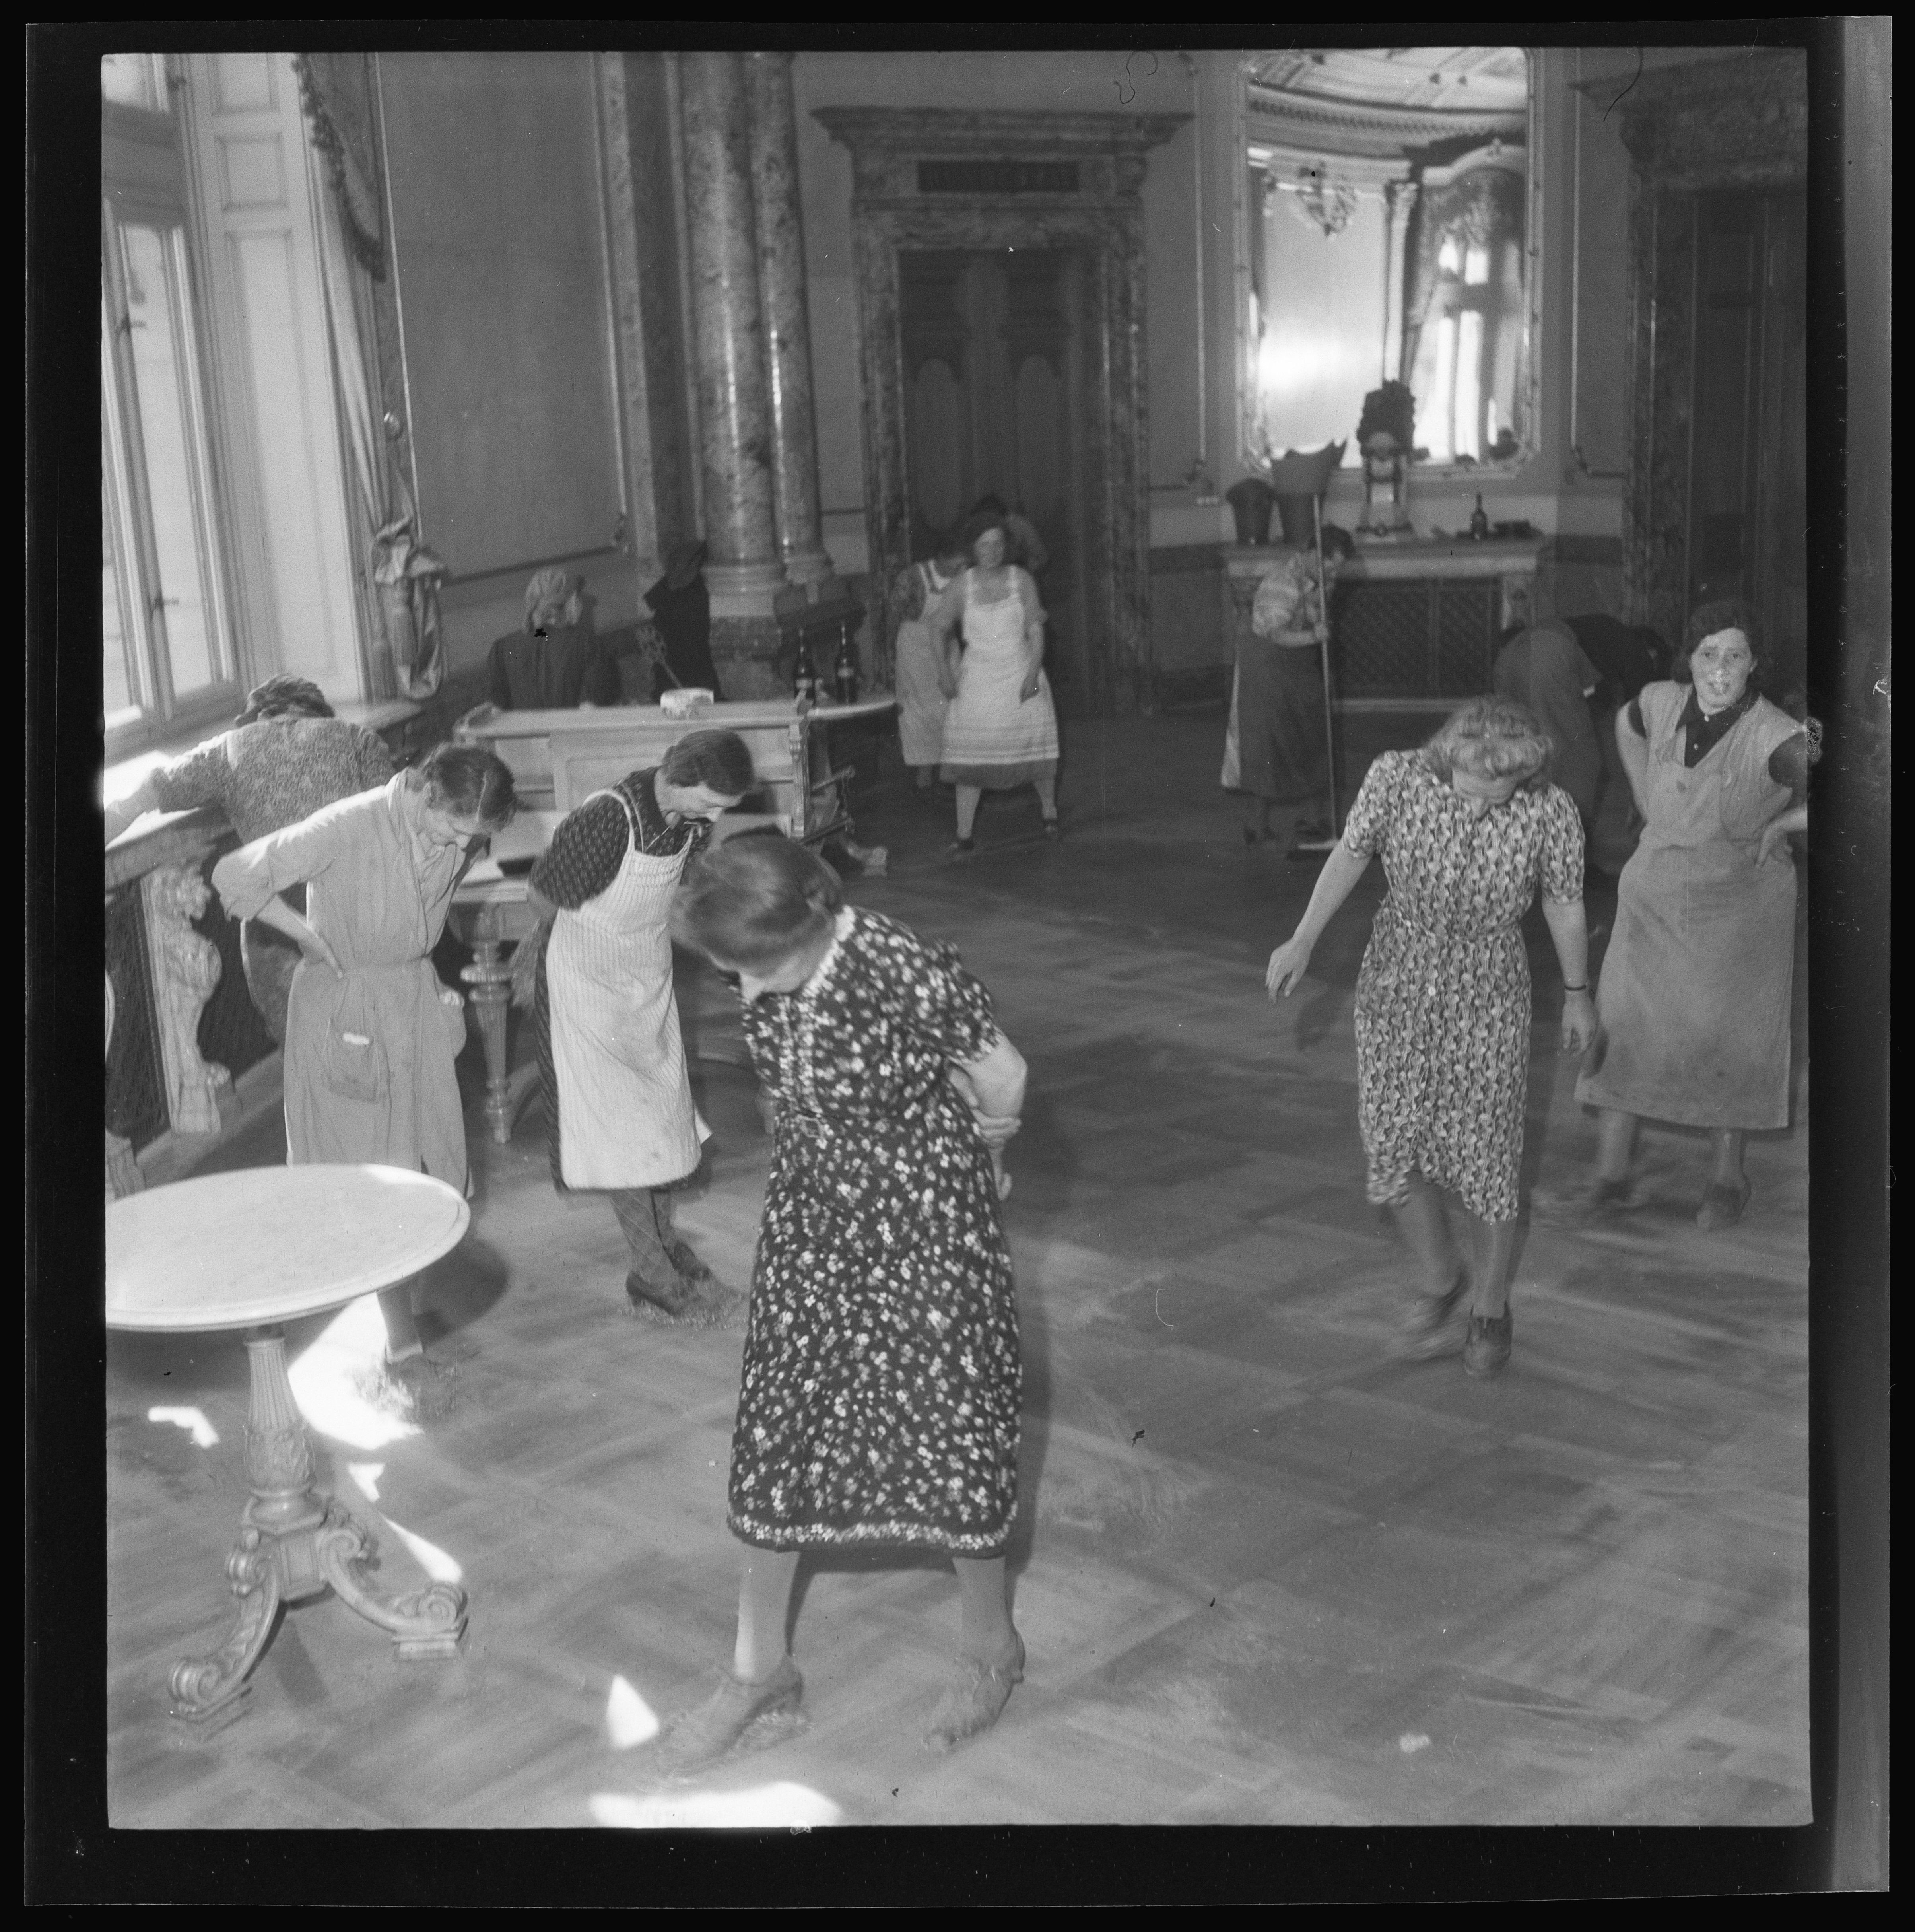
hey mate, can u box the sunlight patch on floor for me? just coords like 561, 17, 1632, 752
605, 1675, 660, 1749
588, 1783, 842, 1829
146, 1405, 219, 1447
287, 1295, 420, 1451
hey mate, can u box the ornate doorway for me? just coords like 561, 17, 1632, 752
816, 108, 1185, 715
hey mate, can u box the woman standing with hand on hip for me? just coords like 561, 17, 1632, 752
211, 743, 518, 1414
1265, 699, 1596, 1379
513, 729, 755, 1320
653, 835, 1029, 1771
1562, 601, 1813, 1229
930, 511, 1060, 856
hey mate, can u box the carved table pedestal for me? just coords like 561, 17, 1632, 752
107, 1165, 473, 1728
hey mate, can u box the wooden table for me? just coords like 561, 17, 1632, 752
107, 1165, 473, 1728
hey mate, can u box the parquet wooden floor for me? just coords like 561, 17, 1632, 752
106, 715, 1809, 1829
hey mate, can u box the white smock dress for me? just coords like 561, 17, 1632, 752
938, 566, 1059, 789
540, 785, 709, 1190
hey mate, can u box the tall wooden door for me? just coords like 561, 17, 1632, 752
1686, 190, 1808, 700
898, 248, 1095, 715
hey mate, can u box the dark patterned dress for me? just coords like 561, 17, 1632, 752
527, 769, 707, 1190
150, 717, 395, 1042
728, 908, 1021, 1554
1342, 751, 1585, 1224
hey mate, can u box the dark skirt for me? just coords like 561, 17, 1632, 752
1235, 640, 1329, 805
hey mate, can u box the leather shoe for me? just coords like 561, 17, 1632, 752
1696, 1178, 1752, 1230
1396, 1270, 1469, 1361
1462, 1310, 1513, 1380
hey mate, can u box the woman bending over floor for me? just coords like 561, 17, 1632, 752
1266, 698, 1596, 1379
653, 834, 1029, 1771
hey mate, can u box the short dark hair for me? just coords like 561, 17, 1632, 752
660, 729, 755, 797
677, 834, 842, 972
418, 742, 518, 828
235, 675, 333, 725
1679, 598, 1764, 684
961, 507, 1011, 555
1319, 523, 1356, 563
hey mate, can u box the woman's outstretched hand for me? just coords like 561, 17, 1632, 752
1265, 935, 1313, 1001
1561, 989, 1598, 1054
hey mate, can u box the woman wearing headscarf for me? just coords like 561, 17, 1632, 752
1266, 698, 1595, 1379
211, 743, 518, 1412
103, 675, 396, 1044
512, 729, 755, 1319
928, 509, 1061, 856
1563, 600, 1814, 1229
1225, 525, 1354, 856
487, 568, 620, 710
645, 540, 722, 700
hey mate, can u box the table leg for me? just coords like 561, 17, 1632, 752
460, 940, 515, 1144
168, 1325, 467, 1728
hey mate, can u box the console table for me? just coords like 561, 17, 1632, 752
1223, 538, 1544, 710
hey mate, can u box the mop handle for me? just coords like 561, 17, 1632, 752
1312, 495, 1340, 840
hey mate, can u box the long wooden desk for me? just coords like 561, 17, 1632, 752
455, 694, 897, 830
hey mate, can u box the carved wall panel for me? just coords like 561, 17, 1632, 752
1607, 51, 1808, 655
815, 108, 1185, 715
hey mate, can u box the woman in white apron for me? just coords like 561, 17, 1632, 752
929, 514, 1060, 858
519, 730, 755, 1316
891, 547, 967, 792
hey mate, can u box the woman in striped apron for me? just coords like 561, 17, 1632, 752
519, 731, 755, 1317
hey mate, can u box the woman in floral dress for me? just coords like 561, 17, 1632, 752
1265, 698, 1596, 1378
658, 834, 1029, 1768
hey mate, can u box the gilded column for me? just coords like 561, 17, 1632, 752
744, 52, 833, 591
679, 51, 789, 694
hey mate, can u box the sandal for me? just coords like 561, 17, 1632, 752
1696, 1178, 1752, 1230
923, 1631, 1025, 1753
946, 837, 976, 861
655, 1656, 804, 1777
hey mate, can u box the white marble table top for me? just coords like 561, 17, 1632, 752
106, 1166, 470, 1333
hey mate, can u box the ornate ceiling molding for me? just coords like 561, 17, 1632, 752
1245, 88, 1521, 162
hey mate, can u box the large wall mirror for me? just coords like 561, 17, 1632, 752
1239, 47, 1536, 473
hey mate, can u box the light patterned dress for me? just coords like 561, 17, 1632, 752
728, 908, 1020, 1555
1342, 751, 1585, 1223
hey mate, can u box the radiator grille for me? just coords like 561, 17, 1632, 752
1335, 579, 1502, 700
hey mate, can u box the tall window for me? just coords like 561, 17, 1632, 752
101, 54, 239, 752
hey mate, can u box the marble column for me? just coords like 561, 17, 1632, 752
744, 52, 833, 592
679, 51, 790, 696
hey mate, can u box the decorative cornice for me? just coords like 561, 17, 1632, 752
1580, 49, 1807, 179
814, 107, 1189, 161
1246, 89, 1521, 161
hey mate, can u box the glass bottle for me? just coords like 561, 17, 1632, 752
832, 627, 860, 706
1469, 493, 1490, 541
791, 632, 819, 707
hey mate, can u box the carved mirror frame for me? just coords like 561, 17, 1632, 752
1234, 49, 1541, 480
815, 108, 1186, 715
